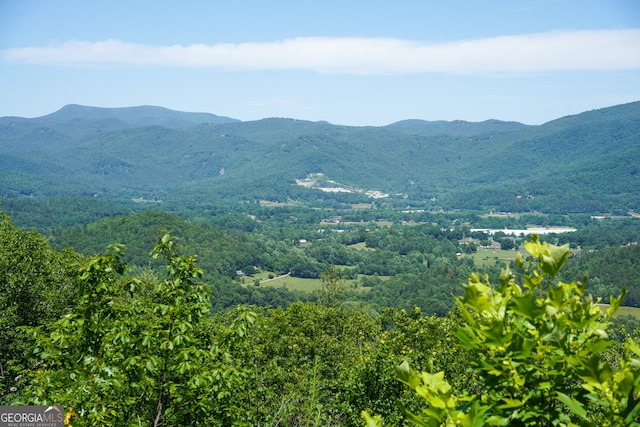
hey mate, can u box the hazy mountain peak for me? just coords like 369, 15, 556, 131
385, 118, 528, 136
37, 104, 240, 128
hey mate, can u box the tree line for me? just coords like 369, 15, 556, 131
2, 208, 640, 425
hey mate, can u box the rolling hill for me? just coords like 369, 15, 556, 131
33, 104, 239, 128
1, 102, 639, 214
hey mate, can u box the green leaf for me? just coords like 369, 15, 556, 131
482, 322, 511, 348
556, 391, 587, 419
627, 339, 640, 358
540, 243, 571, 277
397, 360, 422, 389
361, 411, 384, 427
496, 398, 524, 409
511, 293, 538, 319
607, 286, 627, 318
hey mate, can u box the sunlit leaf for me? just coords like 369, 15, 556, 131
556, 391, 587, 419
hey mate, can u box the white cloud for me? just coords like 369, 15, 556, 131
4, 29, 640, 74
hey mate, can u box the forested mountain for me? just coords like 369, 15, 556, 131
2, 103, 640, 425
27, 104, 239, 128
1, 101, 639, 213
386, 118, 528, 136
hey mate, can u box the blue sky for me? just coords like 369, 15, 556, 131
1, 0, 639, 125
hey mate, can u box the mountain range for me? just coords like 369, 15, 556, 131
1, 102, 639, 214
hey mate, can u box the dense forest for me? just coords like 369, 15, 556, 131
2, 101, 640, 425
4, 197, 640, 315
2, 101, 640, 213
2, 197, 640, 425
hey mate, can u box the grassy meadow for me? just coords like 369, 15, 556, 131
598, 304, 640, 319
241, 269, 373, 293
258, 274, 323, 293
463, 247, 519, 267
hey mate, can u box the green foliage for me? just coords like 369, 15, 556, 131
2, 101, 640, 212
4, 200, 639, 426
359, 266, 472, 317
21, 234, 254, 426
215, 301, 384, 425
349, 308, 475, 426
382, 235, 640, 426
210, 301, 468, 426
0, 211, 79, 403
561, 245, 640, 307
560, 219, 640, 250
43, 208, 488, 315
48, 210, 266, 279
315, 266, 347, 306
0, 197, 142, 233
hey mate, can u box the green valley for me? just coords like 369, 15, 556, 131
1, 101, 640, 425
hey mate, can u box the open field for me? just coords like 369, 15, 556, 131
598, 304, 640, 319
258, 275, 324, 293
259, 200, 291, 207
470, 227, 577, 236
258, 275, 367, 293
479, 212, 548, 219
463, 247, 519, 267
348, 242, 374, 250
250, 271, 282, 281
243, 269, 373, 293
322, 220, 394, 227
